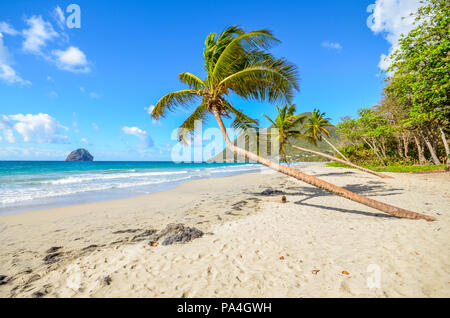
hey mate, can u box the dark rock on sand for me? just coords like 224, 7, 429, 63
46, 246, 62, 253
43, 253, 62, 264
65, 148, 94, 161
147, 224, 204, 246
160, 224, 204, 246
232, 200, 248, 210
104, 276, 112, 285
113, 229, 141, 234
259, 188, 285, 196
32, 290, 47, 298
82, 244, 99, 251
132, 229, 157, 242
26, 274, 41, 284
0, 275, 8, 285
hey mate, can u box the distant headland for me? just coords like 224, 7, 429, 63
65, 149, 94, 161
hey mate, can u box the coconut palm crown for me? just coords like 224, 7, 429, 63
263, 104, 306, 163
303, 109, 333, 145
151, 25, 299, 142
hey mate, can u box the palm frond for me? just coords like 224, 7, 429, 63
219, 58, 298, 104
152, 90, 200, 119
177, 101, 209, 143
286, 131, 303, 139
263, 114, 277, 127
223, 100, 259, 133
286, 114, 306, 128
203, 26, 244, 74
303, 108, 332, 142
212, 30, 280, 81
178, 72, 205, 90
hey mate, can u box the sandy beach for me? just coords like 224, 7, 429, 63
0, 163, 449, 298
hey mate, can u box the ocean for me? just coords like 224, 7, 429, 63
0, 161, 266, 215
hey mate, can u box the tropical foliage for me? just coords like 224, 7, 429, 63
336, 0, 449, 167
262, 106, 390, 178
263, 104, 305, 163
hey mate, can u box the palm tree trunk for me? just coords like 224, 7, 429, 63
289, 144, 392, 179
402, 133, 409, 159
420, 130, 441, 165
322, 137, 349, 161
413, 134, 427, 164
438, 125, 450, 166
213, 108, 434, 221
362, 137, 386, 166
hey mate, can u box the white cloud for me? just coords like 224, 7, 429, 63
0, 33, 30, 85
0, 22, 19, 36
321, 41, 342, 50
81, 137, 88, 145
145, 105, 155, 116
0, 33, 12, 64
2, 11, 91, 76
0, 113, 68, 144
0, 64, 31, 85
22, 16, 58, 54
52, 46, 90, 73
0, 115, 15, 143
368, 0, 422, 70
92, 123, 99, 131
122, 126, 153, 148
53, 6, 66, 30
145, 105, 161, 125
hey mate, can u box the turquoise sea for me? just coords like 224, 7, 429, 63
0, 161, 265, 215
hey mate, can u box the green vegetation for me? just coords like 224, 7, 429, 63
262, 105, 390, 178
326, 162, 447, 173
335, 0, 449, 168
210, 111, 341, 162
262, 104, 306, 163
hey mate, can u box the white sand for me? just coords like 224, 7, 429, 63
0, 163, 449, 297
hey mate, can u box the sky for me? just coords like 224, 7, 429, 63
0, 0, 424, 161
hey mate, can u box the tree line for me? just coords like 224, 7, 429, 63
336, 0, 449, 167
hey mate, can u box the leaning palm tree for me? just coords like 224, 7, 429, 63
152, 25, 434, 221
286, 108, 391, 179
263, 104, 306, 164
305, 109, 349, 161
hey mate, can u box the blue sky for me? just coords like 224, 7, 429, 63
0, 0, 423, 161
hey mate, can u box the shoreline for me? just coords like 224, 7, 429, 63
0, 163, 448, 297
0, 162, 276, 217
0, 168, 268, 219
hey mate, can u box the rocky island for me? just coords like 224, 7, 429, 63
65, 149, 94, 161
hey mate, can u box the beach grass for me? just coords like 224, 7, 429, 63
325, 162, 447, 173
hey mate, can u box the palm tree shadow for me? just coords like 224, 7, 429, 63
290, 183, 405, 219
295, 200, 396, 219
313, 171, 357, 177
289, 183, 404, 199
